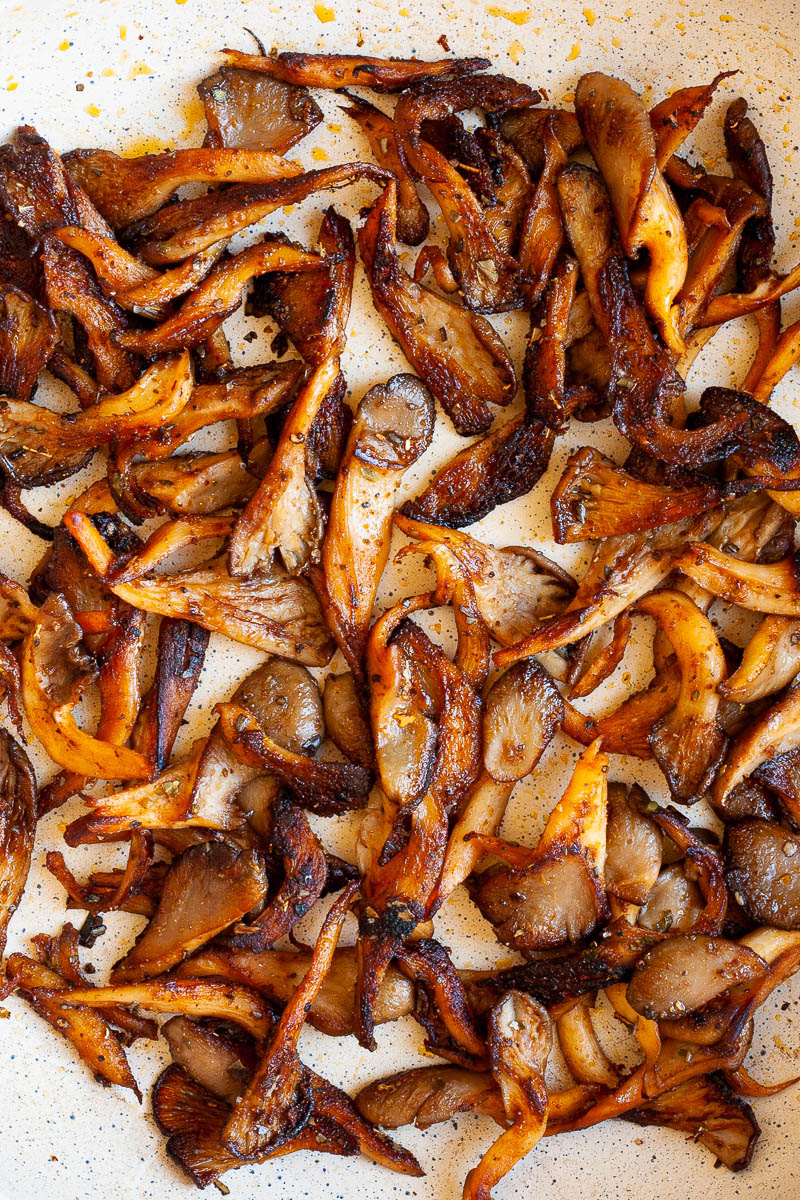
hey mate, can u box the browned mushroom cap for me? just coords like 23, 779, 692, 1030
64, 145, 303, 227
472, 741, 609, 951
341, 93, 429, 245
359, 182, 517, 435
725, 821, 800, 928
323, 673, 374, 770
0, 284, 58, 401
161, 1016, 257, 1105
128, 162, 391, 264
65, 511, 335, 665
130, 448, 262, 516
110, 842, 268, 982
551, 447, 723, 543
21, 592, 150, 781
185, 944, 414, 1036
463, 992, 551, 1200
482, 660, 563, 782
394, 76, 540, 313
637, 863, 704, 933
356, 1064, 501, 1130
322, 374, 434, 667
199, 65, 322, 152
605, 783, 662, 905
625, 1073, 761, 1173
222, 48, 490, 91
0, 730, 37, 957
575, 72, 687, 353
628, 935, 767, 1021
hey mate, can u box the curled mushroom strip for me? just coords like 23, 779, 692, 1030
463, 992, 551, 1200
675, 543, 800, 616
721, 615, 800, 704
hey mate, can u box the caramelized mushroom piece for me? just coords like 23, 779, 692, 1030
675, 542, 800, 615
472, 741, 609, 950
323, 375, 434, 667
0, 284, 58, 401
161, 1016, 256, 1105
357, 1064, 501, 1130
575, 72, 687, 352
111, 842, 268, 982
627, 935, 767, 1020
342, 93, 429, 245
222, 48, 490, 91
722, 616, 800, 704
637, 864, 704, 933
359, 182, 517, 435
0, 730, 37, 957
463, 992, 551, 1200
323, 673, 374, 770
725, 821, 800, 928
199, 65, 322, 152
713, 679, 800, 806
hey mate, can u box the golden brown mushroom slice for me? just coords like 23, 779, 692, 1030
228, 354, 339, 576
322, 374, 434, 667
721, 615, 800, 704
323, 672, 374, 770
129, 161, 391, 264
357, 1064, 502, 1130
21, 592, 150, 781
130, 448, 262, 517
551, 447, 723, 542
221, 47, 490, 90
64, 510, 335, 664
341, 93, 429, 245
472, 740, 609, 951
463, 992, 551, 1200
161, 1016, 257, 1105
64, 145, 303, 227
133, 618, 209, 774
360, 186, 515, 434
650, 72, 736, 169
115, 240, 326, 355
675, 541, 800, 615
110, 842, 268, 983
0, 730, 37, 957
605, 782, 662, 906
725, 821, 800, 929
575, 72, 688, 353
199, 65, 323, 152
393, 76, 539, 313
627, 935, 767, 1021
637, 863, 704, 934
637, 589, 727, 804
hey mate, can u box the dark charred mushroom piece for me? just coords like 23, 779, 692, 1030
342, 93, 429, 244
0, 730, 37, 957
133, 618, 209, 774
0, 284, 58, 401
199, 65, 323, 152
605, 783, 662, 905
359, 182, 518, 435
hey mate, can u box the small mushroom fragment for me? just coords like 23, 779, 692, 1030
357, 1065, 502, 1130
342, 93, 428, 245
722, 616, 800, 704
161, 1016, 257, 1105
627, 935, 767, 1020
323, 374, 434, 668
359, 182, 517, 435
637, 589, 727, 804
129, 162, 391, 265
551, 447, 722, 542
725, 821, 800, 929
0, 730, 37, 957
199, 65, 323, 152
575, 72, 688, 353
323, 673, 374, 770
463, 992, 551, 1200
110, 841, 268, 982
605, 783, 662, 905
472, 740, 609, 950
64, 511, 335, 664
556, 1000, 620, 1089
637, 864, 704, 934
221, 48, 490, 91
21, 592, 150, 781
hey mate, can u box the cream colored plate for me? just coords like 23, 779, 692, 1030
1, 0, 800, 1197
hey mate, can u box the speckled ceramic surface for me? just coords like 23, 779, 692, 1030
1, 0, 800, 1197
